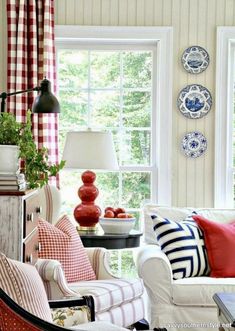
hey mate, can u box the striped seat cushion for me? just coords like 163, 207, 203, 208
152, 214, 210, 279
0, 253, 52, 322
69, 278, 144, 314
38, 215, 96, 282
96, 297, 145, 327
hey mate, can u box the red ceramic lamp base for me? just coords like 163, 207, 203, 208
74, 170, 101, 230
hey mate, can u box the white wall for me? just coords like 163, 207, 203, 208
1, 0, 235, 207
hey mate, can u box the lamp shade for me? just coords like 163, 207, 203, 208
32, 79, 60, 113
62, 130, 119, 170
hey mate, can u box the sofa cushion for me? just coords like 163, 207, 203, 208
152, 214, 209, 279
193, 215, 235, 277
196, 209, 235, 224
172, 276, 235, 306
38, 215, 96, 283
68, 278, 144, 314
144, 204, 194, 244
0, 253, 52, 322
144, 205, 235, 245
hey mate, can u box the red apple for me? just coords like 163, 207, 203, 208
104, 210, 115, 218
105, 206, 116, 214
115, 207, 126, 215
117, 213, 129, 218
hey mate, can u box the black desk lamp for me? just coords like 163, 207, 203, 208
0, 78, 60, 114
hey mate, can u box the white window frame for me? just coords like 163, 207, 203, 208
215, 27, 235, 208
55, 26, 173, 206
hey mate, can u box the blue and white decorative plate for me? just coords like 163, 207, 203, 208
177, 84, 212, 119
181, 131, 207, 158
181, 46, 209, 74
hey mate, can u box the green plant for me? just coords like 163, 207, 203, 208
0, 111, 22, 145
0, 111, 65, 189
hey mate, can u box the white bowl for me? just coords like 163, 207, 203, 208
99, 217, 136, 234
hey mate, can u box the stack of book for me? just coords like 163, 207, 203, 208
0, 173, 26, 191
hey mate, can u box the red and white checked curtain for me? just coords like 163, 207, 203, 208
7, 0, 59, 183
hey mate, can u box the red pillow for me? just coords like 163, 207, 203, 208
38, 215, 96, 282
193, 215, 235, 277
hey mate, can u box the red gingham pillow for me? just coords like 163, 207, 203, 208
38, 215, 96, 282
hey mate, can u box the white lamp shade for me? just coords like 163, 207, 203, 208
62, 130, 119, 170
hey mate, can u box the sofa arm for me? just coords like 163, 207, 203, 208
35, 259, 79, 299
85, 247, 119, 280
136, 245, 173, 305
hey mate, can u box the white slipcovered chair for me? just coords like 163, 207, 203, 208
0, 251, 128, 331
136, 204, 235, 331
37, 185, 146, 329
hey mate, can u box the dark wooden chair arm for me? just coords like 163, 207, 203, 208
0, 288, 69, 331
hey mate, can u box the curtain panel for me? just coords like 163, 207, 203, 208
6, 0, 59, 173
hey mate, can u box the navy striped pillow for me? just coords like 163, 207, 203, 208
152, 213, 210, 279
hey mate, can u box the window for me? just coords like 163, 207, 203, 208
58, 47, 154, 226
215, 27, 235, 208
55, 26, 172, 277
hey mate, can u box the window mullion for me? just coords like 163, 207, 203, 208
118, 51, 124, 206
87, 51, 92, 127
151, 47, 158, 203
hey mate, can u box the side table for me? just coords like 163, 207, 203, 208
213, 293, 235, 331
78, 227, 142, 249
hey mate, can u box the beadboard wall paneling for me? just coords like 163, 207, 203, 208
54, 0, 235, 208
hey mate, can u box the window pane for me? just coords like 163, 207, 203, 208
90, 51, 120, 88
108, 250, 137, 278
233, 136, 235, 168
233, 53, 235, 202
59, 131, 67, 158
123, 91, 151, 127
59, 91, 88, 130
60, 170, 82, 219
90, 91, 120, 128
233, 60, 235, 167
234, 173, 235, 207
95, 172, 119, 210
121, 130, 151, 166
58, 50, 88, 89
122, 172, 151, 208
123, 51, 152, 88
130, 210, 141, 230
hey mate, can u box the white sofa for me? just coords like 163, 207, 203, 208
136, 204, 235, 331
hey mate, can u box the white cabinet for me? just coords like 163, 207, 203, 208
0, 190, 42, 264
